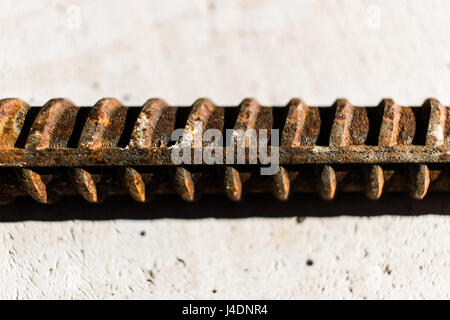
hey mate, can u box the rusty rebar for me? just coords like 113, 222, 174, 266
0, 97, 448, 204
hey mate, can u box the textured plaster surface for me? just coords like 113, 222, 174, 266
0, 0, 449, 299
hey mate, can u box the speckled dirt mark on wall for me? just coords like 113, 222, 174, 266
0, 97, 448, 203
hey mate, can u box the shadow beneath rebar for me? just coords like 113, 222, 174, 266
0, 193, 448, 222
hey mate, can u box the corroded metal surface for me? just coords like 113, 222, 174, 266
0, 97, 448, 203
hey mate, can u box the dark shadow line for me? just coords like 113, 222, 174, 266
0, 193, 448, 222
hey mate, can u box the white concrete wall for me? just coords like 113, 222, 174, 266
0, 0, 449, 299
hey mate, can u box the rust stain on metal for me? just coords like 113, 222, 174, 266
224, 166, 242, 201
0, 97, 447, 203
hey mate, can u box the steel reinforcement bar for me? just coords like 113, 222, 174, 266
0, 97, 448, 203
